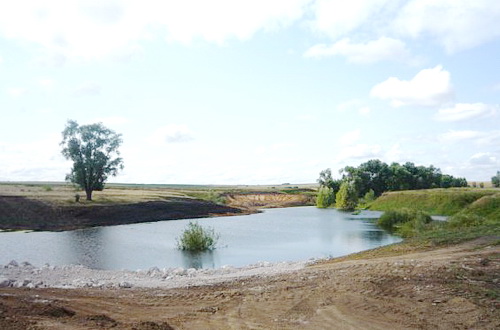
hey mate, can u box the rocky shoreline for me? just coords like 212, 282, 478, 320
0, 258, 310, 290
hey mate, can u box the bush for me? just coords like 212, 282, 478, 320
177, 222, 220, 251
363, 189, 376, 203
378, 208, 432, 236
447, 214, 487, 229
316, 186, 335, 208
206, 190, 226, 204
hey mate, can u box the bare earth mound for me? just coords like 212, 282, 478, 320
0, 196, 245, 231
1, 238, 498, 329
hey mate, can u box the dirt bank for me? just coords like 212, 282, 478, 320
0, 237, 498, 329
0, 196, 246, 231
225, 192, 315, 209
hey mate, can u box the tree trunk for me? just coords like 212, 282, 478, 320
85, 189, 92, 201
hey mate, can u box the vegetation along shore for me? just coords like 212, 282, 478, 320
1, 162, 499, 329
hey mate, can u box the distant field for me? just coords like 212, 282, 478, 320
0, 181, 318, 206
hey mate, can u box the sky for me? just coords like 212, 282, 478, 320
1, 0, 499, 185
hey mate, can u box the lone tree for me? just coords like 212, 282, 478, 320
61, 120, 124, 201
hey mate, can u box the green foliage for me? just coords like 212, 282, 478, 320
378, 208, 432, 237
60, 120, 124, 201
458, 194, 500, 222
206, 190, 226, 204
335, 180, 358, 211
317, 168, 342, 192
337, 159, 467, 198
316, 186, 335, 208
42, 185, 53, 192
363, 189, 375, 203
492, 171, 500, 188
177, 222, 220, 251
447, 214, 487, 229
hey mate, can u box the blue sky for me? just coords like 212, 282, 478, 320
1, 0, 499, 184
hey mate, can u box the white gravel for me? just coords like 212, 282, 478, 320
0, 259, 311, 290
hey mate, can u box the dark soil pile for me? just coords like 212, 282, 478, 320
0, 196, 244, 231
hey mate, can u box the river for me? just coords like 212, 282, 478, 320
0, 206, 400, 270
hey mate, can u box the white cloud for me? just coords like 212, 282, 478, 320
337, 100, 372, 116
0, 134, 68, 181
439, 130, 500, 146
469, 152, 498, 166
255, 143, 293, 155
0, 0, 310, 60
309, 0, 393, 39
6, 88, 27, 98
93, 116, 130, 127
334, 129, 383, 163
73, 82, 101, 97
370, 65, 454, 107
38, 78, 54, 90
394, 0, 500, 53
305, 37, 411, 64
148, 124, 194, 144
335, 144, 382, 162
1, 0, 497, 62
358, 106, 371, 116
434, 103, 498, 122
339, 130, 361, 146
439, 130, 483, 143
308, 0, 500, 53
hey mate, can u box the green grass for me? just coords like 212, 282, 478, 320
460, 193, 500, 220
370, 188, 498, 215
370, 188, 500, 246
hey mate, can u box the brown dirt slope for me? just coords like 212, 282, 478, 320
0, 196, 245, 231
226, 192, 314, 209
1, 237, 498, 329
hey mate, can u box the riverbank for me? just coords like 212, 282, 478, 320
0, 195, 246, 231
1, 237, 498, 329
0, 183, 315, 231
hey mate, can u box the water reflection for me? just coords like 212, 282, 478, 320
0, 207, 401, 270
63, 228, 107, 269
181, 250, 216, 269
361, 230, 386, 241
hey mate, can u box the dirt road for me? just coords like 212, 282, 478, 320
1, 238, 498, 329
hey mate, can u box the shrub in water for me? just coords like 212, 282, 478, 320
378, 208, 432, 236
177, 221, 220, 251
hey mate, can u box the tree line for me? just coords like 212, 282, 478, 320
317, 159, 468, 210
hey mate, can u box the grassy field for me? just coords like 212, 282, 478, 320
370, 188, 499, 215
0, 181, 318, 206
368, 187, 500, 247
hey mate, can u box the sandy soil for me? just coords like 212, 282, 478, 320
1, 237, 498, 329
225, 192, 314, 209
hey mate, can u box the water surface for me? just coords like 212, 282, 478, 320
0, 207, 400, 270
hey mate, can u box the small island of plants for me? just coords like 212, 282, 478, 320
176, 221, 220, 251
